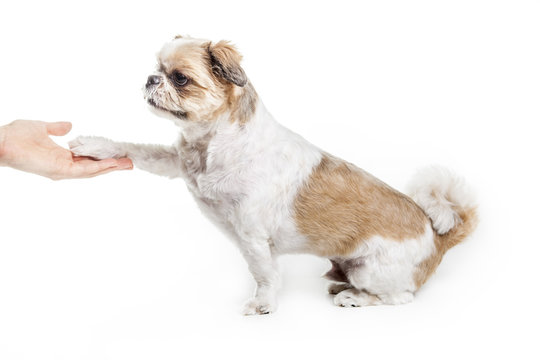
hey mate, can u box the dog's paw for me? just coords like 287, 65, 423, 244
242, 296, 277, 316
333, 289, 382, 308
334, 290, 361, 307
69, 136, 123, 160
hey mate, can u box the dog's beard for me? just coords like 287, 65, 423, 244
144, 87, 187, 119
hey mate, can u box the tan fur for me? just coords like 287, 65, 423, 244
161, 41, 219, 100
228, 82, 258, 124
154, 38, 257, 124
413, 206, 478, 288
208, 40, 243, 67
294, 154, 429, 257
206, 81, 258, 124
206, 41, 256, 123
207, 41, 247, 86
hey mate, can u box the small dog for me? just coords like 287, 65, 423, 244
70, 35, 478, 315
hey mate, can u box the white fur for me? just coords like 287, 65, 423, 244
406, 166, 476, 234
70, 105, 445, 313
70, 101, 322, 315
349, 224, 435, 294
69, 137, 183, 178
329, 223, 435, 307
334, 290, 383, 307
69, 100, 466, 313
69, 37, 474, 314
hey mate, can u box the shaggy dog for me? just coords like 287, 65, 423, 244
70, 35, 477, 315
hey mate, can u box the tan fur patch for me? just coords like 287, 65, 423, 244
161, 41, 213, 85
207, 41, 247, 87
202, 81, 258, 124
228, 82, 258, 124
294, 155, 429, 257
206, 41, 257, 123
156, 39, 257, 124
413, 206, 478, 288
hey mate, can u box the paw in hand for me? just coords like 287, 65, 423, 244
69, 136, 123, 160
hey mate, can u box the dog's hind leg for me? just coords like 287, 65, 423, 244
331, 256, 416, 307
324, 260, 354, 295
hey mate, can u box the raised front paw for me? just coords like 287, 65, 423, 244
242, 296, 277, 316
69, 136, 123, 160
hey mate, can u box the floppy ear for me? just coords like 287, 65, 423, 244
207, 40, 248, 87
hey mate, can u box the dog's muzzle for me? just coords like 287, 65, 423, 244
146, 75, 161, 88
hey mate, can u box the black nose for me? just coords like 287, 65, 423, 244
146, 75, 161, 87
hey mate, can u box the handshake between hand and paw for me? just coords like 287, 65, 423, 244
69, 136, 124, 161
0, 120, 133, 180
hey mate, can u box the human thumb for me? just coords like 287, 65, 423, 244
46, 121, 73, 136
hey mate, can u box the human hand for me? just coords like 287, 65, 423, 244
0, 120, 133, 180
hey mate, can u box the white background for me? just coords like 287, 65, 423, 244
1, 1, 539, 359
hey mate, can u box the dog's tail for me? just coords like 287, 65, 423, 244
406, 166, 478, 287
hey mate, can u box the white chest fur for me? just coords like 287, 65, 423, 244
177, 103, 322, 251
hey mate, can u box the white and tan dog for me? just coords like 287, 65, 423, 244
70, 35, 478, 315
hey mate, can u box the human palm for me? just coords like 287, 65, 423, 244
0, 120, 132, 179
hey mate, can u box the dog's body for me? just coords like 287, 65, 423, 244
70, 36, 477, 315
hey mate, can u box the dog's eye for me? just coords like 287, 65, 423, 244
171, 71, 188, 86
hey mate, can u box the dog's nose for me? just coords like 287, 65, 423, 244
146, 75, 161, 87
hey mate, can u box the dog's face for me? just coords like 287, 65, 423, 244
144, 35, 248, 125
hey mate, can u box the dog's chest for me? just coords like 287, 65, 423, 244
178, 136, 244, 211
178, 137, 208, 189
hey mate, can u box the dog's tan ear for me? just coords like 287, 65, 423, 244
207, 41, 247, 87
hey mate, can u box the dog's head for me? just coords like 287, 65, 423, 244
144, 35, 254, 125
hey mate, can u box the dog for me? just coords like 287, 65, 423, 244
69, 35, 478, 315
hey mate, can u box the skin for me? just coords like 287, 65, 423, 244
0, 120, 132, 180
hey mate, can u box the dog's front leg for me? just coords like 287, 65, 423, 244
238, 237, 280, 315
69, 136, 183, 178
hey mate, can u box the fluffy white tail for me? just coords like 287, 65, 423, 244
406, 166, 476, 235
407, 166, 478, 288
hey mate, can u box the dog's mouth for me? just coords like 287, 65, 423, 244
147, 98, 187, 119
147, 98, 163, 109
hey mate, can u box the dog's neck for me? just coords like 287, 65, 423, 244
181, 121, 217, 144
180, 81, 260, 144
228, 81, 259, 125
176, 86, 269, 187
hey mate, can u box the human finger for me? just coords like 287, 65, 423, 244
46, 122, 73, 136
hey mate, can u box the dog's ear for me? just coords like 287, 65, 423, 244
207, 41, 247, 87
